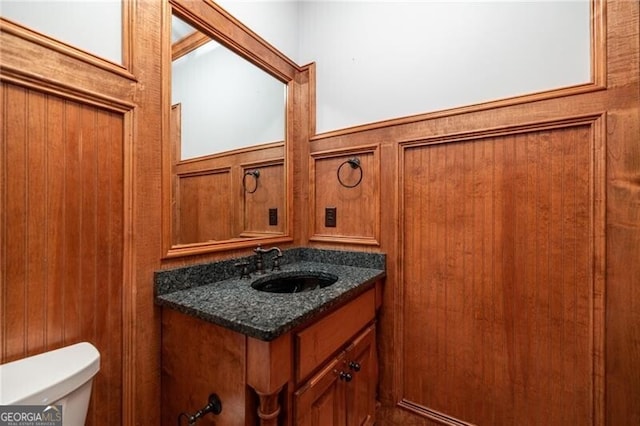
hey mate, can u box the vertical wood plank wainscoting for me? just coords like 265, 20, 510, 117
302, 2, 638, 425
1, 3, 164, 423
0, 83, 126, 425
398, 117, 604, 426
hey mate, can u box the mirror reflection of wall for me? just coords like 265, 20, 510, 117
169, 11, 288, 249
171, 15, 286, 160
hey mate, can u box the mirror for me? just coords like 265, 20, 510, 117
171, 15, 286, 160
164, 1, 295, 256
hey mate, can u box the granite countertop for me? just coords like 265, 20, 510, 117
154, 248, 386, 341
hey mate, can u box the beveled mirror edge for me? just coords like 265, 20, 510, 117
161, 0, 301, 258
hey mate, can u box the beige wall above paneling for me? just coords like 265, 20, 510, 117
309, 146, 380, 245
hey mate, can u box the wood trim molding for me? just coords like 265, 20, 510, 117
240, 158, 285, 170
312, 84, 606, 142
169, 0, 300, 82
309, 235, 380, 246
290, 63, 312, 247
165, 236, 294, 259
0, 19, 136, 113
176, 142, 285, 167
395, 113, 607, 425
591, 0, 607, 88
304, 62, 317, 138
121, 0, 134, 73
0, 17, 136, 81
592, 112, 607, 426
162, 0, 300, 258
201, 0, 301, 77
0, 68, 135, 114
176, 166, 231, 179
121, 108, 136, 426
171, 104, 182, 163
397, 113, 606, 148
397, 400, 477, 426
172, 30, 211, 61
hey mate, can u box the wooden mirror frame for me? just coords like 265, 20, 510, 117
162, 0, 299, 258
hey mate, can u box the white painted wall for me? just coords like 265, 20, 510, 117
1, 0, 592, 135
215, 0, 300, 61
0, 0, 122, 64
223, 0, 591, 134
296, 1, 591, 133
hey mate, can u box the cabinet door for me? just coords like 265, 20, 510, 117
295, 353, 347, 426
344, 324, 377, 426
161, 309, 249, 426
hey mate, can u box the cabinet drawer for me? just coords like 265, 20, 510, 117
296, 288, 376, 382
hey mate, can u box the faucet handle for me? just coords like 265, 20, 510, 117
253, 246, 266, 274
234, 261, 251, 279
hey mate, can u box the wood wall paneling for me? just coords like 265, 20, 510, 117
603, 2, 640, 420
1, 3, 164, 423
290, 63, 313, 247
127, 2, 164, 423
176, 169, 233, 244
397, 118, 604, 426
1, 83, 125, 425
0, 18, 136, 110
242, 161, 285, 236
309, 146, 380, 245
171, 145, 286, 245
3, 2, 637, 426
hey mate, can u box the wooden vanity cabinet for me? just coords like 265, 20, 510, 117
294, 324, 377, 426
345, 325, 377, 426
161, 309, 256, 426
161, 285, 380, 426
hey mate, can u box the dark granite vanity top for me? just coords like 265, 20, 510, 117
154, 248, 385, 341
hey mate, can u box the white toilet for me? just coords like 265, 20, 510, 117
0, 342, 100, 426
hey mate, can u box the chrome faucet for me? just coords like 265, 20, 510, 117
253, 245, 283, 274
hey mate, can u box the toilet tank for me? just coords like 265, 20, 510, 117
0, 342, 100, 425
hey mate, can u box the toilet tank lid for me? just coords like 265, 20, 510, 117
0, 342, 100, 405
